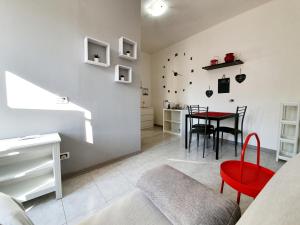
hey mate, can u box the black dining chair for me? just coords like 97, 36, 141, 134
215, 106, 247, 157
187, 105, 215, 157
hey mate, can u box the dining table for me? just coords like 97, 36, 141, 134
185, 111, 238, 160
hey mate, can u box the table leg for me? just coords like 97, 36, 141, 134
185, 115, 188, 149
216, 120, 220, 160
208, 119, 211, 139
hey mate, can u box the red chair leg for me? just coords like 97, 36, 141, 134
220, 180, 224, 193
237, 192, 241, 205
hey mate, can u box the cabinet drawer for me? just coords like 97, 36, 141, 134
141, 108, 154, 115
141, 120, 154, 129
141, 114, 153, 122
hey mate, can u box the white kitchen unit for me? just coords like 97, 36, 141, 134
141, 107, 154, 129
0, 133, 62, 202
163, 109, 186, 136
277, 103, 300, 161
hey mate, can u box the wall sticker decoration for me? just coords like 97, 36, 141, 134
218, 75, 230, 93
161, 51, 194, 95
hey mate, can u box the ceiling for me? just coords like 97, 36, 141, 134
141, 0, 273, 53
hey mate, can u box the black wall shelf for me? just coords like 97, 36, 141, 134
202, 60, 244, 71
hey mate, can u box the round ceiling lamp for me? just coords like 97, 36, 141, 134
146, 0, 168, 17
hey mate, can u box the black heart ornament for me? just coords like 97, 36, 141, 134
235, 74, 246, 83
206, 90, 213, 98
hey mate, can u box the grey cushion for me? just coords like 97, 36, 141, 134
137, 165, 241, 225
77, 189, 172, 225
0, 192, 34, 225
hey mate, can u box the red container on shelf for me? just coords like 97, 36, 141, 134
210, 59, 218, 65
224, 53, 235, 63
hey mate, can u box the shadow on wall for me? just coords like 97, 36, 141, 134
4, 71, 93, 144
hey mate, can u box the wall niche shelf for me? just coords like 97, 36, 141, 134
115, 64, 132, 83
202, 60, 244, 71
84, 37, 110, 67
119, 36, 137, 61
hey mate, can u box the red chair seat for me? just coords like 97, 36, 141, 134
220, 160, 274, 198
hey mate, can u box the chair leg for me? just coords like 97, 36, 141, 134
213, 131, 215, 150
197, 133, 199, 149
188, 132, 192, 152
221, 132, 224, 146
241, 132, 244, 150
220, 180, 224, 193
235, 133, 238, 157
237, 192, 241, 205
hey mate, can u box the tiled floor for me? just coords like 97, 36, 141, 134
24, 126, 284, 225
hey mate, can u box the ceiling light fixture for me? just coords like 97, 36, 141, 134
146, 0, 168, 17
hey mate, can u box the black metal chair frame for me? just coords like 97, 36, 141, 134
187, 105, 215, 157
216, 106, 247, 156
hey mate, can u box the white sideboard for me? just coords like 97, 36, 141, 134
141, 107, 154, 129
163, 109, 186, 136
0, 133, 62, 202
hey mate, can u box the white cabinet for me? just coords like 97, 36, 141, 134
163, 109, 186, 136
141, 107, 154, 129
0, 133, 62, 202
277, 103, 300, 161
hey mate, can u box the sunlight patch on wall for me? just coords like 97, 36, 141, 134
5, 71, 94, 144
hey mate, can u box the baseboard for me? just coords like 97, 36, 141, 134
221, 139, 276, 154
62, 151, 140, 180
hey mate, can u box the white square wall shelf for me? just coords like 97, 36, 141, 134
84, 36, 110, 67
119, 37, 137, 61
115, 65, 132, 83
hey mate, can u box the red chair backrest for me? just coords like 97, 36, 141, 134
240, 133, 261, 183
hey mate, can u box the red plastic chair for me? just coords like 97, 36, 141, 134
220, 133, 275, 204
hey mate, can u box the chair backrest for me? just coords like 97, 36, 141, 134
236, 106, 247, 131
240, 132, 261, 183
187, 105, 209, 130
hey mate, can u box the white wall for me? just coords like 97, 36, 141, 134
151, 0, 300, 150
140, 52, 152, 108
0, 0, 141, 174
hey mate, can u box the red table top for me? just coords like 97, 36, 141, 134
194, 112, 235, 118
